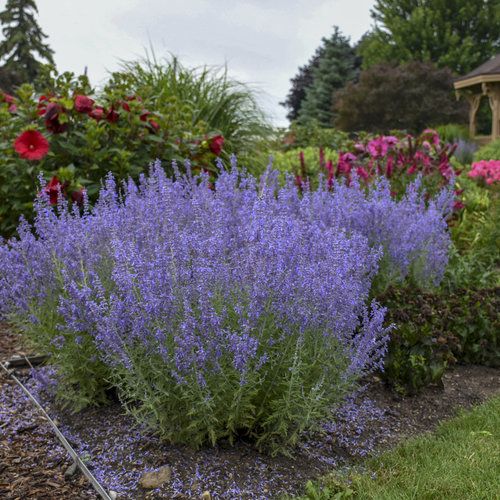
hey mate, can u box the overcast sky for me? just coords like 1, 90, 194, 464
1, 0, 376, 126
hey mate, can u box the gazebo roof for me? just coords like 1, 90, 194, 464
454, 54, 500, 89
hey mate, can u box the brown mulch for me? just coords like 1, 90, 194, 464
1, 322, 499, 498
368, 365, 500, 450
0, 324, 98, 499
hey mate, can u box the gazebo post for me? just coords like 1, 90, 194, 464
464, 92, 481, 138
482, 82, 500, 140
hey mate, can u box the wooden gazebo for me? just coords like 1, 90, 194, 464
454, 54, 500, 143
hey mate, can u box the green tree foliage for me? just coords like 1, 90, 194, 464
0, 64, 22, 92
0, 0, 54, 85
282, 27, 359, 126
335, 61, 468, 133
298, 27, 360, 126
359, 0, 500, 74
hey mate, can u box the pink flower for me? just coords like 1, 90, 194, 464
367, 137, 389, 159
356, 167, 369, 181
423, 128, 440, 146
384, 136, 399, 147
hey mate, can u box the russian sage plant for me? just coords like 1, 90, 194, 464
0, 159, 452, 452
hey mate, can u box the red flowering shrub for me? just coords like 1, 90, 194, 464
0, 70, 227, 235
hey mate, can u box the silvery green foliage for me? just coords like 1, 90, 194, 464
0, 158, 452, 452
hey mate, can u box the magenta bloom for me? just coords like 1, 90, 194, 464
367, 138, 389, 159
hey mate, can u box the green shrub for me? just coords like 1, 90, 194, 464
280, 120, 350, 150
253, 146, 339, 180
474, 139, 500, 161
380, 285, 499, 394
435, 123, 469, 143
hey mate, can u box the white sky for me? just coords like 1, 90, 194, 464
1, 0, 376, 126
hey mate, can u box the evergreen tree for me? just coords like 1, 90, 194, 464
280, 48, 326, 122
297, 27, 360, 127
360, 0, 500, 74
0, 0, 54, 85
0, 64, 22, 92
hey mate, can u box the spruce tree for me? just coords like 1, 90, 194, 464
0, 0, 54, 85
297, 27, 360, 127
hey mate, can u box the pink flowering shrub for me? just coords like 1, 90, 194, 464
329, 129, 457, 190
468, 160, 500, 185
293, 129, 463, 209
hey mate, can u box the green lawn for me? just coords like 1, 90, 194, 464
299, 396, 500, 499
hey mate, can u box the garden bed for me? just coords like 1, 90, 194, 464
1, 323, 499, 499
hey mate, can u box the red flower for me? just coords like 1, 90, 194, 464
44, 103, 67, 134
14, 130, 50, 161
140, 110, 150, 121
44, 176, 63, 205
74, 95, 94, 113
2, 93, 15, 104
209, 135, 224, 155
148, 119, 160, 131
88, 106, 104, 121
106, 108, 119, 123
8, 104, 17, 113
121, 101, 131, 112
71, 188, 85, 206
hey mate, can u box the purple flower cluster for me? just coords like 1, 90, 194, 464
0, 158, 452, 451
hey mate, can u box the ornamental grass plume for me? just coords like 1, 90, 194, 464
0, 158, 452, 453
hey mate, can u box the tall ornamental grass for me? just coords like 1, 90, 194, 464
0, 159, 452, 453
110, 54, 272, 164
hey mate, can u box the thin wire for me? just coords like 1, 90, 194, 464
0, 361, 113, 500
